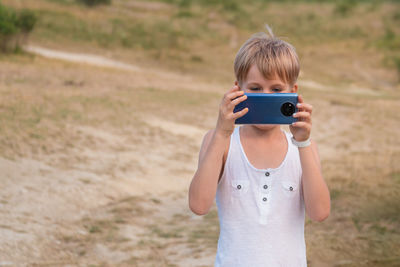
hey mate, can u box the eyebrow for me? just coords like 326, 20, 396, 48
246, 82, 262, 87
246, 82, 286, 88
270, 83, 286, 88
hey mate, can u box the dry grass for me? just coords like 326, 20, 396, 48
3, 0, 400, 84
0, 0, 400, 266
44, 192, 218, 266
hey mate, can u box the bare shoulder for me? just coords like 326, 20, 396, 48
197, 129, 215, 163
198, 129, 231, 164
199, 129, 215, 153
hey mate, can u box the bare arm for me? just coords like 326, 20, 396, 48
188, 84, 248, 215
291, 94, 330, 222
299, 141, 330, 222
188, 129, 229, 215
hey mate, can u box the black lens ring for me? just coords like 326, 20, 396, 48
281, 102, 295, 117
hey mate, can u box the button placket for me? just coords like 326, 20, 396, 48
261, 174, 270, 205
259, 171, 273, 223
262, 171, 271, 194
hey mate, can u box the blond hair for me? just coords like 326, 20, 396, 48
234, 26, 300, 86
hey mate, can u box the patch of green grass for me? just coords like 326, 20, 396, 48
113, 217, 126, 224
150, 225, 184, 239
375, 25, 400, 79
188, 209, 219, 246
77, 0, 111, 7
347, 171, 400, 262
45, 0, 76, 5
358, 196, 400, 223
377, 27, 400, 50
35, 8, 199, 51
190, 55, 203, 62
174, 9, 194, 18
330, 188, 342, 200
334, 0, 358, 16
88, 225, 101, 234
150, 198, 161, 204
394, 57, 400, 79
392, 172, 400, 184
369, 223, 387, 235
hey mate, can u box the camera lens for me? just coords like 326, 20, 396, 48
281, 102, 295, 117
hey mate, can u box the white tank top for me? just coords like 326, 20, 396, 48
215, 126, 307, 267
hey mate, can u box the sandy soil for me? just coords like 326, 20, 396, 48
0, 46, 215, 266
1, 45, 399, 266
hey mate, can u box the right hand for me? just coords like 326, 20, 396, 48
215, 83, 249, 138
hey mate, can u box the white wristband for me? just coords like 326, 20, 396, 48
291, 137, 311, 148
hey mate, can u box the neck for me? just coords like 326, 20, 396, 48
241, 125, 283, 141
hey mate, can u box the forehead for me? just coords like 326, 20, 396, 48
244, 64, 286, 86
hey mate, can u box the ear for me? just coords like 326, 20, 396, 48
235, 80, 242, 90
291, 84, 298, 93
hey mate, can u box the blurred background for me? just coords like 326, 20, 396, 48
0, 0, 399, 266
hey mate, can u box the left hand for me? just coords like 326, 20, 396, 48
289, 95, 312, 142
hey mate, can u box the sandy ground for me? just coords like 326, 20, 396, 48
0, 46, 216, 266
0, 121, 205, 265
1, 45, 399, 266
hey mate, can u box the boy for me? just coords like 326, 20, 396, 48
188, 29, 330, 266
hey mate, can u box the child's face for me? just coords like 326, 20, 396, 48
239, 64, 298, 131
240, 64, 297, 94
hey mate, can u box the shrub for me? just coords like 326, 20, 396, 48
0, 4, 37, 52
0, 4, 18, 36
377, 28, 400, 81
77, 0, 111, 6
334, 0, 357, 16
393, 57, 400, 81
16, 9, 37, 33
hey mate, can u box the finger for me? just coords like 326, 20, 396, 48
226, 90, 244, 101
291, 121, 311, 130
298, 94, 304, 104
297, 95, 305, 112
232, 107, 249, 119
228, 94, 247, 109
224, 91, 245, 107
293, 111, 311, 123
228, 85, 240, 94
296, 102, 313, 114
222, 86, 240, 102
222, 91, 244, 106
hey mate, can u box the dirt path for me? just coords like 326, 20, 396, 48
24, 45, 141, 72
23, 45, 219, 93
